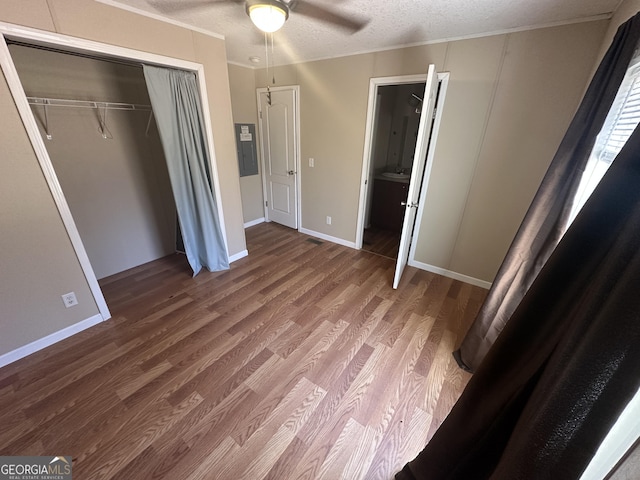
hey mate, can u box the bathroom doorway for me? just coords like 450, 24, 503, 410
356, 70, 449, 285
363, 81, 426, 259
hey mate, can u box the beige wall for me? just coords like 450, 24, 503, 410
415, 34, 506, 274
252, 20, 608, 282
192, 32, 246, 253
228, 63, 265, 224
0, 70, 99, 355
0, 0, 244, 357
444, 23, 608, 280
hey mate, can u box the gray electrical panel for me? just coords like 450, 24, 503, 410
234, 123, 259, 177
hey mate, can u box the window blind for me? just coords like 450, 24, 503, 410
594, 61, 640, 164
568, 53, 640, 225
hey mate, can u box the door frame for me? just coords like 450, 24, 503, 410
256, 85, 301, 230
0, 22, 231, 321
355, 73, 450, 259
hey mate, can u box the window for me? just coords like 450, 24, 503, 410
568, 53, 640, 224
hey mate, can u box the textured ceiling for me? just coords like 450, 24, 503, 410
102, 0, 621, 67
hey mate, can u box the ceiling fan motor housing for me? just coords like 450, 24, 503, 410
246, 0, 290, 32
246, 0, 290, 20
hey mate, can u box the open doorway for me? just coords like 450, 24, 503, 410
363, 82, 426, 259
356, 71, 448, 268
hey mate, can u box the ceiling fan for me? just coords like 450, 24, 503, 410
149, 0, 369, 34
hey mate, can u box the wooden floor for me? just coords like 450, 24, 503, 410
362, 227, 401, 259
0, 223, 486, 480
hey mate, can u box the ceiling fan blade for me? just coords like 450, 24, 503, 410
289, 1, 369, 33
148, 0, 241, 14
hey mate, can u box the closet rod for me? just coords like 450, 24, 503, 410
27, 96, 152, 111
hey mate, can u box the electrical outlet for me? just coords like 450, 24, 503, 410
61, 292, 78, 308
309, 157, 314, 167
326, 216, 332, 225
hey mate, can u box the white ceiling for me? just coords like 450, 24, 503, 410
102, 0, 622, 67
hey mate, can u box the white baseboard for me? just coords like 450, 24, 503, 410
0, 313, 104, 369
228, 249, 248, 263
408, 259, 492, 289
299, 227, 357, 249
244, 218, 265, 228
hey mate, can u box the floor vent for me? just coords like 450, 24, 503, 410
307, 238, 323, 245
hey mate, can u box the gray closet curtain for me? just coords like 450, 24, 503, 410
143, 64, 229, 275
454, 12, 640, 372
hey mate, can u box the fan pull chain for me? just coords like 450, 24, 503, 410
264, 32, 271, 105
271, 33, 276, 85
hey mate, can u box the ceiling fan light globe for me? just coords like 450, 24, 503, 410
248, 3, 288, 33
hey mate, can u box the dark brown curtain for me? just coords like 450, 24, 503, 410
395, 104, 640, 480
454, 12, 640, 372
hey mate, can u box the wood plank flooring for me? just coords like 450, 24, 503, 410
0, 222, 486, 479
362, 227, 401, 259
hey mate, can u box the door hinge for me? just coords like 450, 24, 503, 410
265, 200, 268, 207
432, 107, 437, 120
259, 110, 263, 119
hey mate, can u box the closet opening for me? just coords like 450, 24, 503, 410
9, 41, 183, 287
0, 25, 229, 321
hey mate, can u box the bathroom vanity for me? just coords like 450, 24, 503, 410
370, 173, 410, 231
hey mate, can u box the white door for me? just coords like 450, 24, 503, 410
393, 64, 438, 289
258, 87, 298, 229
